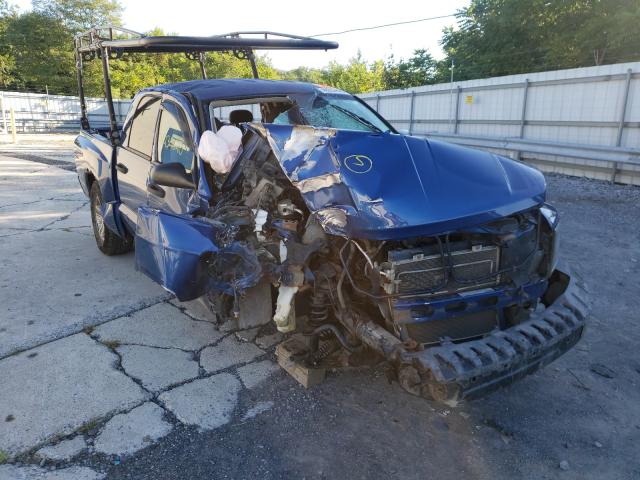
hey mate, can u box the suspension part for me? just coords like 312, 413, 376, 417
310, 286, 330, 327
310, 337, 341, 364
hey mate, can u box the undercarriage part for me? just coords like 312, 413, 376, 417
354, 320, 404, 359
276, 333, 385, 388
303, 283, 354, 361
308, 336, 341, 364
309, 324, 360, 353
308, 287, 332, 331
309, 287, 330, 325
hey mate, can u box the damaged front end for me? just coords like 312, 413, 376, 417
140, 122, 589, 404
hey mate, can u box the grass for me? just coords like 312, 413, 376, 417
78, 419, 99, 434
102, 340, 120, 350
0, 450, 8, 464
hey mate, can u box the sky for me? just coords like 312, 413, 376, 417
9, 0, 469, 70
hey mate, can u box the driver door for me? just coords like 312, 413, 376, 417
146, 100, 196, 215
135, 99, 219, 301
116, 95, 161, 230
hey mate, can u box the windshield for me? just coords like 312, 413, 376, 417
273, 93, 391, 133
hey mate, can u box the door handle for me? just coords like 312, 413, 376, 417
116, 162, 128, 174
147, 183, 165, 198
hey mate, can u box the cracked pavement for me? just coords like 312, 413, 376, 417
0, 146, 283, 474
0, 139, 639, 479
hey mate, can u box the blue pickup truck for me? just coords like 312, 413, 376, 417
73, 28, 588, 403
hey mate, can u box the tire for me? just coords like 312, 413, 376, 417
89, 181, 132, 255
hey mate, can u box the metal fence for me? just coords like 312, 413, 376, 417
0, 91, 131, 133
1, 61, 639, 184
359, 62, 640, 185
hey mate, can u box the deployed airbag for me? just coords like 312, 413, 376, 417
198, 125, 242, 174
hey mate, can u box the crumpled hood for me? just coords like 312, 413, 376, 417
258, 124, 546, 240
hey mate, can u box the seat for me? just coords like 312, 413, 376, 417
229, 109, 254, 126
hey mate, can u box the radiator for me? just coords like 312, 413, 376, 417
389, 245, 500, 295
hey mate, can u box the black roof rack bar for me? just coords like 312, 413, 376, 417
75, 29, 338, 53
219, 31, 321, 41
76, 25, 144, 38
74, 27, 338, 144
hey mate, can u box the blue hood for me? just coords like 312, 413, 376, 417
260, 125, 546, 240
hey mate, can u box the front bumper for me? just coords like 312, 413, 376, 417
397, 264, 589, 403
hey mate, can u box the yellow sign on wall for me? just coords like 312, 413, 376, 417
465, 95, 474, 104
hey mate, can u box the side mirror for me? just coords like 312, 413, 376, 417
150, 163, 195, 189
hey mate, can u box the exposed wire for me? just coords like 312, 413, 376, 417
311, 14, 457, 38
350, 239, 375, 270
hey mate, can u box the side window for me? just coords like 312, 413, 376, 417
156, 102, 194, 172
127, 96, 161, 157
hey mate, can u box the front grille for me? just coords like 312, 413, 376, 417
390, 246, 500, 295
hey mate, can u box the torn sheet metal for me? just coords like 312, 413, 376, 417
135, 206, 260, 300
207, 241, 262, 296
135, 206, 223, 300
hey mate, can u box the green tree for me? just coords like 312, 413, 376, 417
0, 0, 124, 93
281, 66, 324, 84
321, 52, 385, 93
3, 11, 74, 93
438, 0, 640, 82
0, 0, 17, 87
384, 49, 438, 89
31, 0, 122, 31
542, 0, 640, 67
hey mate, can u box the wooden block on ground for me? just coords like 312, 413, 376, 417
276, 337, 326, 389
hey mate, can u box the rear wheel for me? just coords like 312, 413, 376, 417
89, 181, 132, 255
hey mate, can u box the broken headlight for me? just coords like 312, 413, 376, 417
540, 204, 559, 230
540, 204, 560, 275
